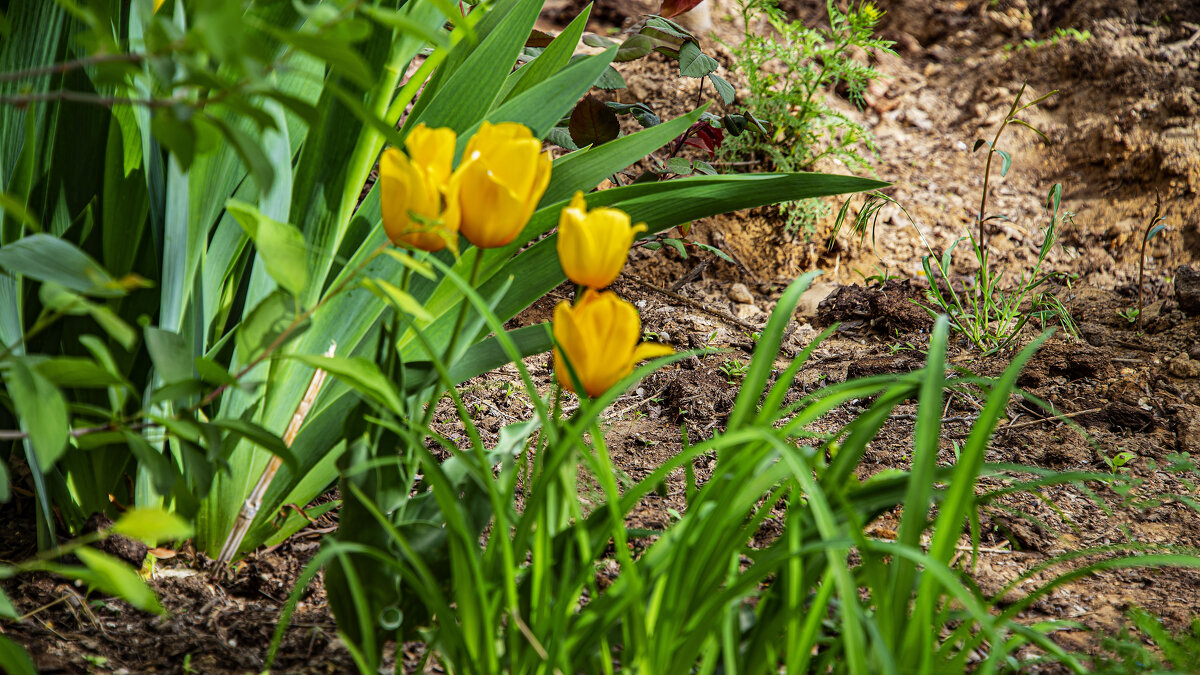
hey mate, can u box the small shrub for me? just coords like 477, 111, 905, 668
722, 0, 892, 238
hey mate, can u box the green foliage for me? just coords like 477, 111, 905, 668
1004, 27, 1092, 53
1091, 607, 1200, 674
722, 0, 892, 237
263, 271, 1198, 673
0, 0, 883, 563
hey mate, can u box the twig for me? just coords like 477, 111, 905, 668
1000, 406, 1102, 432
0, 90, 180, 109
0, 52, 145, 83
604, 386, 669, 421
667, 259, 708, 294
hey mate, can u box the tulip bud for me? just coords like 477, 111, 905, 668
380, 124, 460, 252
453, 122, 552, 249
556, 192, 647, 289
553, 290, 674, 398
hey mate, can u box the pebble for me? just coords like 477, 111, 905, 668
728, 283, 754, 305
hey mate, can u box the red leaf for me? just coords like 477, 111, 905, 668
680, 122, 724, 159
658, 0, 705, 19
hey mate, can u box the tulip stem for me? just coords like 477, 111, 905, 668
419, 250, 484, 428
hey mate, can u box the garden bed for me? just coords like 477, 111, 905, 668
3, 0, 1199, 671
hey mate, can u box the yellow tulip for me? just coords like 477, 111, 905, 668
380, 124, 460, 252
556, 191, 647, 289
453, 122, 552, 249
553, 290, 674, 398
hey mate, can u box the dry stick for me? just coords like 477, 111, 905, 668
213, 341, 336, 570
627, 275, 761, 332
1000, 406, 1102, 432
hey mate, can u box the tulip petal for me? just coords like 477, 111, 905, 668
405, 124, 457, 186
458, 160, 527, 248
632, 342, 675, 363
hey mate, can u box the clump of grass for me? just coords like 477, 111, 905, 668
835, 83, 1079, 352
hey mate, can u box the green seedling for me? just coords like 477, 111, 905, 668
1136, 193, 1169, 332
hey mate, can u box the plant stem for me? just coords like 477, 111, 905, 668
977, 83, 1027, 252
419, 251, 484, 428
0, 52, 145, 83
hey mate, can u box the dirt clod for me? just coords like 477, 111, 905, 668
1175, 264, 1200, 315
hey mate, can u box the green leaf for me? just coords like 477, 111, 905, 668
144, 327, 193, 384
0, 191, 41, 232
708, 73, 735, 104
74, 548, 162, 614
292, 355, 404, 415
644, 16, 693, 39
38, 283, 137, 350
693, 160, 717, 176
483, 48, 616, 139
263, 25, 376, 89
400, 323, 554, 394
664, 238, 687, 257
236, 290, 306, 362
0, 634, 36, 675
34, 356, 128, 389
207, 118, 276, 196
582, 34, 615, 48
503, 7, 590, 102
123, 430, 178, 496
361, 278, 434, 322
194, 356, 239, 386
407, 0, 543, 133
226, 200, 310, 297
0, 587, 17, 619
112, 507, 193, 546
594, 65, 626, 89
607, 102, 661, 128
691, 241, 730, 260
3, 358, 68, 470
678, 41, 718, 78
997, 149, 1013, 177
569, 94, 621, 147
0, 234, 124, 297
209, 418, 299, 473
544, 126, 580, 151
615, 33, 653, 62
666, 157, 692, 174
150, 111, 195, 169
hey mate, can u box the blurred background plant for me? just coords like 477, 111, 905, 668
720, 0, 892, 239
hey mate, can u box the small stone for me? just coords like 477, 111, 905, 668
728, 283, 754, 305
1168, 356, 1200, 379
1189, 344, 1200, 361
1176, 264, 1200, 315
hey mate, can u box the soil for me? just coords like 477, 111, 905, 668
4, 0, 1200, 672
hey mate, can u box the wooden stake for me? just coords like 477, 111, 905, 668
213, 342, 336, 570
